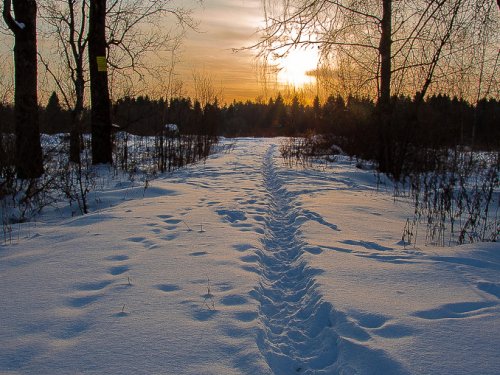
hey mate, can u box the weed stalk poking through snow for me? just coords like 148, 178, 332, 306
203, 277, 215, 310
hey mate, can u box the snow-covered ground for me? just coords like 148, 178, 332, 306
1, 138, 499, 374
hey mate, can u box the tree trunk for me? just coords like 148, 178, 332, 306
3, 0, 43, 179
377, 0, 393, 176
379, 0, 392, 110
69, 68, 85, 164
88, 0, 112, 165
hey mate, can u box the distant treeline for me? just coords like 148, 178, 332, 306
1, 92, 498, 151
223, 94, 499, 149
0, 94, 219, 137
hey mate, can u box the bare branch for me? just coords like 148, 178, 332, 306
38, 52, 72, 109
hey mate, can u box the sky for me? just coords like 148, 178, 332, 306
179, 0, 266, 101
0, 0, 320, 104
179, 0, 320, 102
1, 0, 498, 105
0, 0, 270, 104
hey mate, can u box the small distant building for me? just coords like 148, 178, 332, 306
164, 124, 179, 136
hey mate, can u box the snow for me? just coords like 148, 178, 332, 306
14, 20, 26, 30
165, 124, 179, 134
1, 138, 499, 374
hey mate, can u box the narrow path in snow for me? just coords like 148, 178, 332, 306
255, 145, 342, 374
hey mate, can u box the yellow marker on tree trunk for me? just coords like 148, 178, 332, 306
96, 56, 107, 72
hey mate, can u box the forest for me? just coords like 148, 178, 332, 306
2, 92, 499, 146
2, 91, 499, 180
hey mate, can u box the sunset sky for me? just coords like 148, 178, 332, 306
180, 0, 319, 102
180, 0, 266, 101
1, 0, 497, 105
0, 0, 321, 104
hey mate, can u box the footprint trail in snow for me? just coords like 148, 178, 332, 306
255, 145, 344, 374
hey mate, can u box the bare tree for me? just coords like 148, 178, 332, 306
39, 0, 88, 163
2, 0, 43, 178
105, 0, 199, 100
88, 0, 112, 165
257, 0, 498, 102
192, 69, 223, 109
38, 0, 200, 164
148, 34, 185, 100
255, 0, 499, 175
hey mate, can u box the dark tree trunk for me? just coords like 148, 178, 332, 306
69, 113, 82, 164
68, 0, 86, 164
3, 0, 43, 179
88, 0, 112, 165
69, 68, 85, 164
377, 0, 394, 176
379, 0, 392, 111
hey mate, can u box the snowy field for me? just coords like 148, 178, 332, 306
1, 138, 499, 374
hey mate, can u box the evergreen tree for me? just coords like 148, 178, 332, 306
43, 91, 65, 133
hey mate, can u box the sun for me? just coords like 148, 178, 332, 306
276, 47, 319, 87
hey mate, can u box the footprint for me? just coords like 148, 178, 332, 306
233, 243, 255, 252
157, 284, 181, 292
241, 264, 260, 274
413, 301, 496, 320
350, 311, 388, 329
108, 265, 129, 276
127, 236, 146, 243
158, 214, 173, 219
189, 251, 208, 257
74, 280, 112, 291
182, 299, 218, 321
233, 223, 254, 228
163, 233, 178, 241
477, 281, 500, 299
164, 219, 182, 225
126, 236, 158, 249
372, 324, 415, 338
66, 294, 101, 308
1, 346, 39, 370
216, 209, 247, 223
304, 246, 323, 255
192, 308, 218, 321
240, 254, 259, 263
215, 282, 234, 292
253, 215, 266, 222
220, 294, 248, 306
53, 320, 90, 339
106, 255, 129, 262
233, 311, 258, 322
